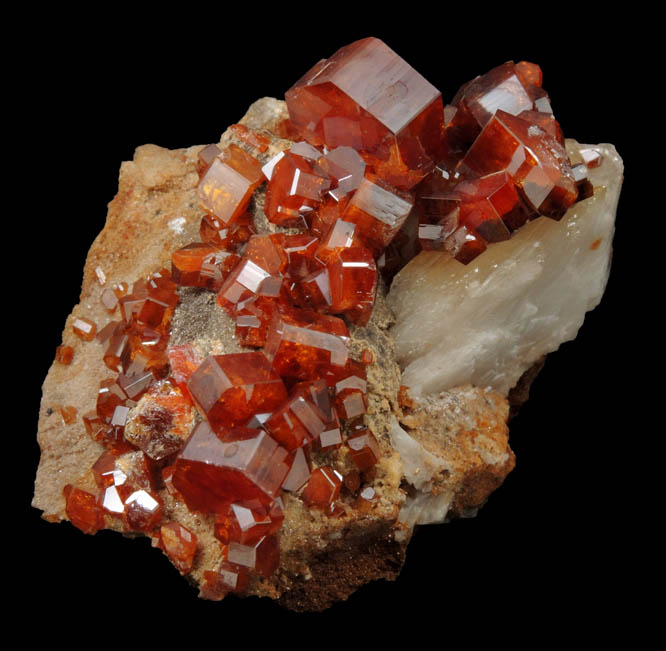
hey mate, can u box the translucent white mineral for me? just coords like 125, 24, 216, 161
388, 140, 623, 396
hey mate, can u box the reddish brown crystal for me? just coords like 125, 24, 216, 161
264, 151, 331, 227
55, 345, 74, 365
285, 37, 445, 190
227, 534, 280, 577
200, 213, 255, 251
198, 144, 264, 225
301, 466, 342, 508
72, 317, 97, 341
171, 243, 240, 292
187, 353, 287, 431
159, 523, 198, 574
200, 562, 249, 599
229, 123, 270, 154
63, 485, 104, 534
59, 405, 78, 425
172, 422, 291, 513
214, 499, 284, 546
347, 428, 381, 470
124, 381, 194, 460
341, 174, 414, 255
264, 308, 350, 381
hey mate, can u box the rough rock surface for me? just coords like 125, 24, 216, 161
33, 97, 581, 610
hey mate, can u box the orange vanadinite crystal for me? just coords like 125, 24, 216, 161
72, 317, 97, 341
197, 144, 221, 177
227, 534, 280, 577
230, 123, 270, 153
214, 498, 284, 546
200, 563, 250, 599
187, 353, 287, 431
167, 344, 201, 394
341, 174, 414, 256
460, 109, 578, 219
285, 38, 445, 190
63, 485, 105, 534
171, 242, 240, 292
172, 422, 291, 513
326, 247, 377, 325
200, 213, 255, 251
55, 345, 74, 365
301, 466, 343, 508
346, 429, 381, 470
282, 448, 311, 491
264, 308, 350, 381
198, 144, 264, 225
59, 405, 78, 424
265, 379, 337, 450
158, 523, 198, 574
264, 151, 331, 227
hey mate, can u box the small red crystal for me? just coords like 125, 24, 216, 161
198, 144, 264, 225
63, 485, 104, 534
301, 466, 342, 508
347, 429, 381, 470
55, 345, 74, 365
159, 523, 198, 574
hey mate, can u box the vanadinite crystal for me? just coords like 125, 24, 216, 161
43, 35, 607, 605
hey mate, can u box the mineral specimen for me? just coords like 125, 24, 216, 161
33, 36, 622, 611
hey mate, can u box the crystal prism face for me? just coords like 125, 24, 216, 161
172, 422, 291, 512
286, 37, 445, 190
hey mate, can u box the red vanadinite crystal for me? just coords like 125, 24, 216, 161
63, 485, 105, 534
55, 345, 74, 365
72, 317, 97, 341
199, 144, 264, 225
187, 352, 287, 431
158, 523, 198, 574
214, 498, 284, 546
171, 243, 240, 292
346, 429, 381, 470
172, 422, 291, 513
301, 466, 343, 508
285, 37, 445, 190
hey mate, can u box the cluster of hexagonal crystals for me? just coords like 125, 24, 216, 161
123, 380, 195, 460
91, 449, 164, 532
214, 498, 284, 546
446, 61, 550, 153
187, 352, 287, 431
300, 466, 343, 508
171, 243, 240, 292
171, 422, 291, 513
156, 523, 198, 574
200, 212, 255, 252
460, 109, 578, 219
264, 308, 350, 381
200, 562, 249, 600
285, 37, 445, 190
198, 144, 264, 225
265, 379, 339, 451
264, 149, 331, 227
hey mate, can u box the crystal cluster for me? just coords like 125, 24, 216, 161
58, 37, 599, 601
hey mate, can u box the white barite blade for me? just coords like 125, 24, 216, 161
388, 141, 623, 396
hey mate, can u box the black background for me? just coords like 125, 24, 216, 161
21, 10, 639, 641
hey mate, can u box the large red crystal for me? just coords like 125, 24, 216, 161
187, 353, 287, 431
285, 37, 445, 190
172, 422, 291, 513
